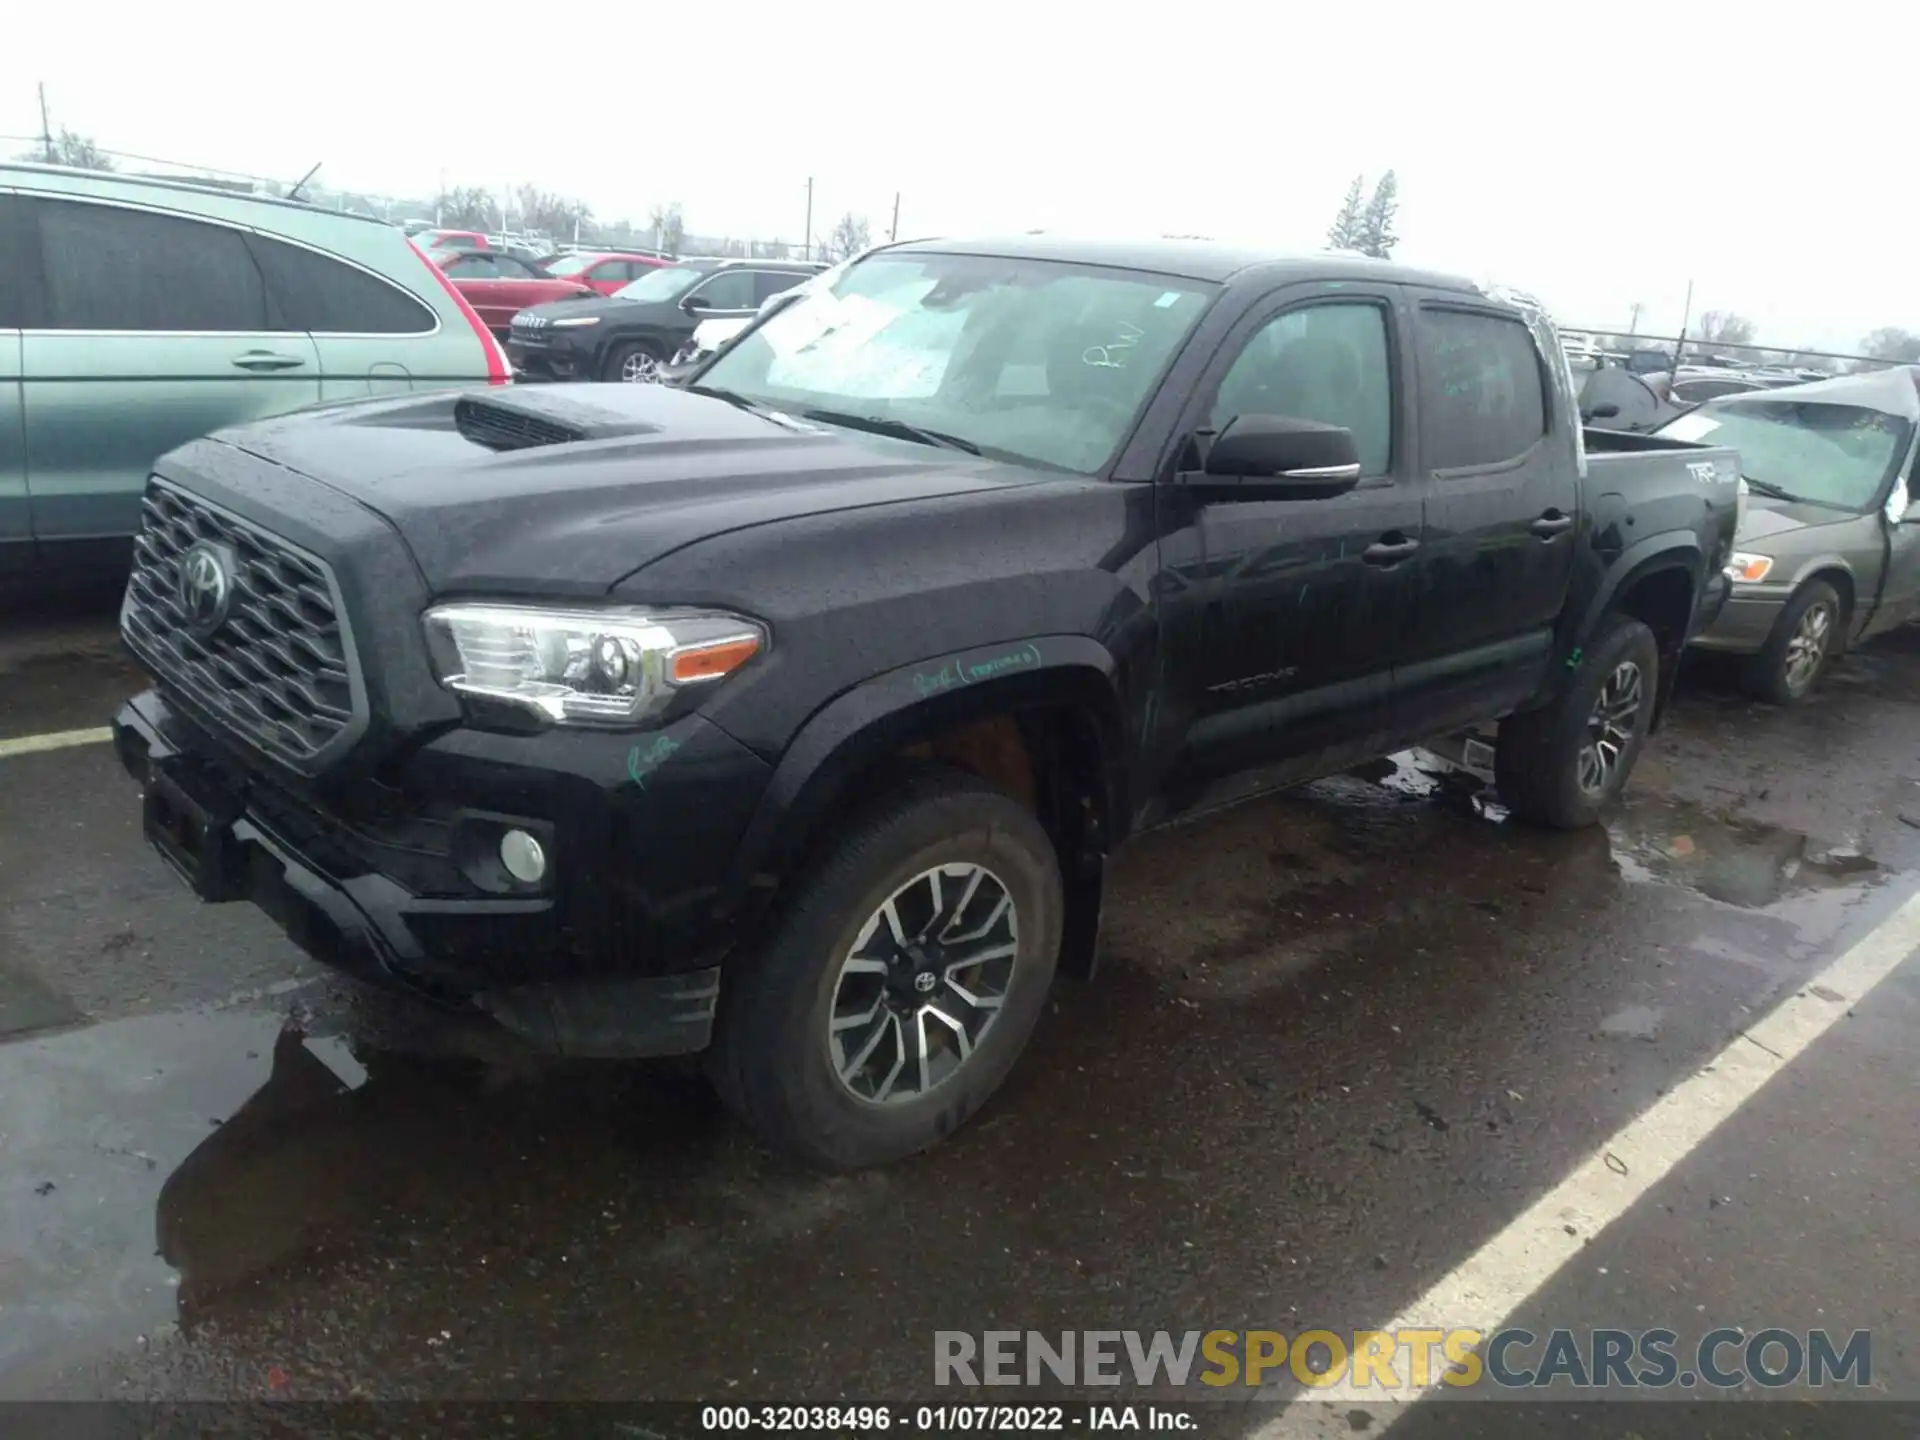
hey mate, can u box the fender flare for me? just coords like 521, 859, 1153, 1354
1576, 531, 1704, 647
1569, 531, 1703, 729
720, 634, 1129, 920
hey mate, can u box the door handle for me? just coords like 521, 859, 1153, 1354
230, 350, 308, 372
1530, 510, 1575, 539
1363, 535, 1421, 567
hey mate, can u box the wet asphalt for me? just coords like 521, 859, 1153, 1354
2, 593, 1918, 1433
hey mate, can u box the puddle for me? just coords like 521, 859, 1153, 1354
1605, 795, 1881, 909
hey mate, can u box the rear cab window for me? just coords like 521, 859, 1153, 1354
1416, 307, 1549, 470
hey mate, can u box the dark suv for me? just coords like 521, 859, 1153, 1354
506, 257, 823, 383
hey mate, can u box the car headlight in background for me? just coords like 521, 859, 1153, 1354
1725, 552, 1775, 583
423, 604, 766, 726
550, 315, 601, 328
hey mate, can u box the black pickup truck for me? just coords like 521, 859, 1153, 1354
111, 237, 1740, 1169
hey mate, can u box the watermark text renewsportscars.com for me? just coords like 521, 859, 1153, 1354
934, 1328, 1872, 1393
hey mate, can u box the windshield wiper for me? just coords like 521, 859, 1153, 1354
798, 408, 982, 456
684, 383, 770, 413
1742, 476, 1802, 502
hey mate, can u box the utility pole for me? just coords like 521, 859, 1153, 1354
803, 177, 814, 261
38, 82, 54, 163
1627, 301, 1644, 336
890, 192, 900, 243
1674, 279, 1695, 362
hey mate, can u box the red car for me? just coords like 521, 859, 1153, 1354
420, 228, 490, 251
537, 250, 672, 296
431, 248, 595, 338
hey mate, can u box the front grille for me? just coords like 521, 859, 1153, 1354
454, 395, 585, 451
124, 481, 362, 771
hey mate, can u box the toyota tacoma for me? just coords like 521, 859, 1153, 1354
112, 236, 1740, 1169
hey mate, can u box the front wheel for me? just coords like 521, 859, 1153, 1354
1496, 612, 1661, 829
708, 767, 1064, 1170
603, 340, 664, 384
1743, 580, 1841, 704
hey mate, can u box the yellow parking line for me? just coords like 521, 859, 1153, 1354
0, 727, 115, 759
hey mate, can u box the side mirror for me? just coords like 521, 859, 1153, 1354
682, 293, 711, 312
1191, 415, 1362, 500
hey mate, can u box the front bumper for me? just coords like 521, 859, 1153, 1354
505, 333, 590, 381
112, 688, 771, 1057
1689, 581, 1790, 654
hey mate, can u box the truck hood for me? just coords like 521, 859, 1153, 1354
212, 384, 1051, 595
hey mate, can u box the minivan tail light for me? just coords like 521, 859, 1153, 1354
409, 239, 511, 386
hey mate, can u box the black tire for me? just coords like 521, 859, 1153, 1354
603, 339, 664, 384
708, 766, 1064, 1170
1742, 579, 1842, 705
1496, 612, 1660, 829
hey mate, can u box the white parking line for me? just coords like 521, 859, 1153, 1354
1259, 885, 1920, 1436
0, 726, 115, 760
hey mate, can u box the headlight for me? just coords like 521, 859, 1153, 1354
422, 604, 765, 726
1725, 552, 1774, 583
551, 315, 601, 328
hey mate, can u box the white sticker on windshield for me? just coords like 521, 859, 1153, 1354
1662, 412, 1722, 442
1154, 291, 1182, 308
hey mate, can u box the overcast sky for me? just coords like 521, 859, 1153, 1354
6, 3, 1911, 354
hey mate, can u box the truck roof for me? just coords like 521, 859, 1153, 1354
891, 232, 1487, 295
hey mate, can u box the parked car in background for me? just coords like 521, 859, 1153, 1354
432, 248, 595, 340
1669, 370, 1768, 407
419, 228, 490, 252
537, 250, 672, 295
0, 162, 507, 576
1672, 368, 1920, 701
507, 256, 824, 383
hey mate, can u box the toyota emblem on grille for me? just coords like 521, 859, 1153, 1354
177, 541, 236, 636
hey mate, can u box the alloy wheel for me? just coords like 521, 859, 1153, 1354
620, 351, 661, 383
1784, 602, 1832, 694
1577, 660, 1644, 797
827, 863, 1019, 1105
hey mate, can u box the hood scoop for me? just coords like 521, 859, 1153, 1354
454, 391, 667, 452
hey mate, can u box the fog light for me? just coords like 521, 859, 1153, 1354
500, 829, 547, 884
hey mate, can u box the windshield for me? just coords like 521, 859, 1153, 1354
696, 252, 1215, 473
543, 254, 596, 277
1657, 399, 1914, 510
613, 265, 704, 302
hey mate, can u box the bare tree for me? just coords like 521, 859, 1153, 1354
1694, 311, 1758, 348
435, 186, 498, 231
820, 212, 871, 263
17, 127, 114, 171
1860, 327, 1920, 364
512, 184, 593, 242
648, 202, 686, 257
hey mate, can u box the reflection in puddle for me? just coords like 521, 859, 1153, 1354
1606, 795, 1881, 909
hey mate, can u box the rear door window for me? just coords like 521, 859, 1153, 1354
246, 234, 435, 334
1416, 308, 1549, 470
753, 271, 806, 305
33, 197, 269, 332
688, 270, 757, 310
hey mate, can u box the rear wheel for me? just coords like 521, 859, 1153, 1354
1497, 612, 1660, 828
1743, 580, 1840, 704
604, 340, 664, 384
708, 767, 1063, 1170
